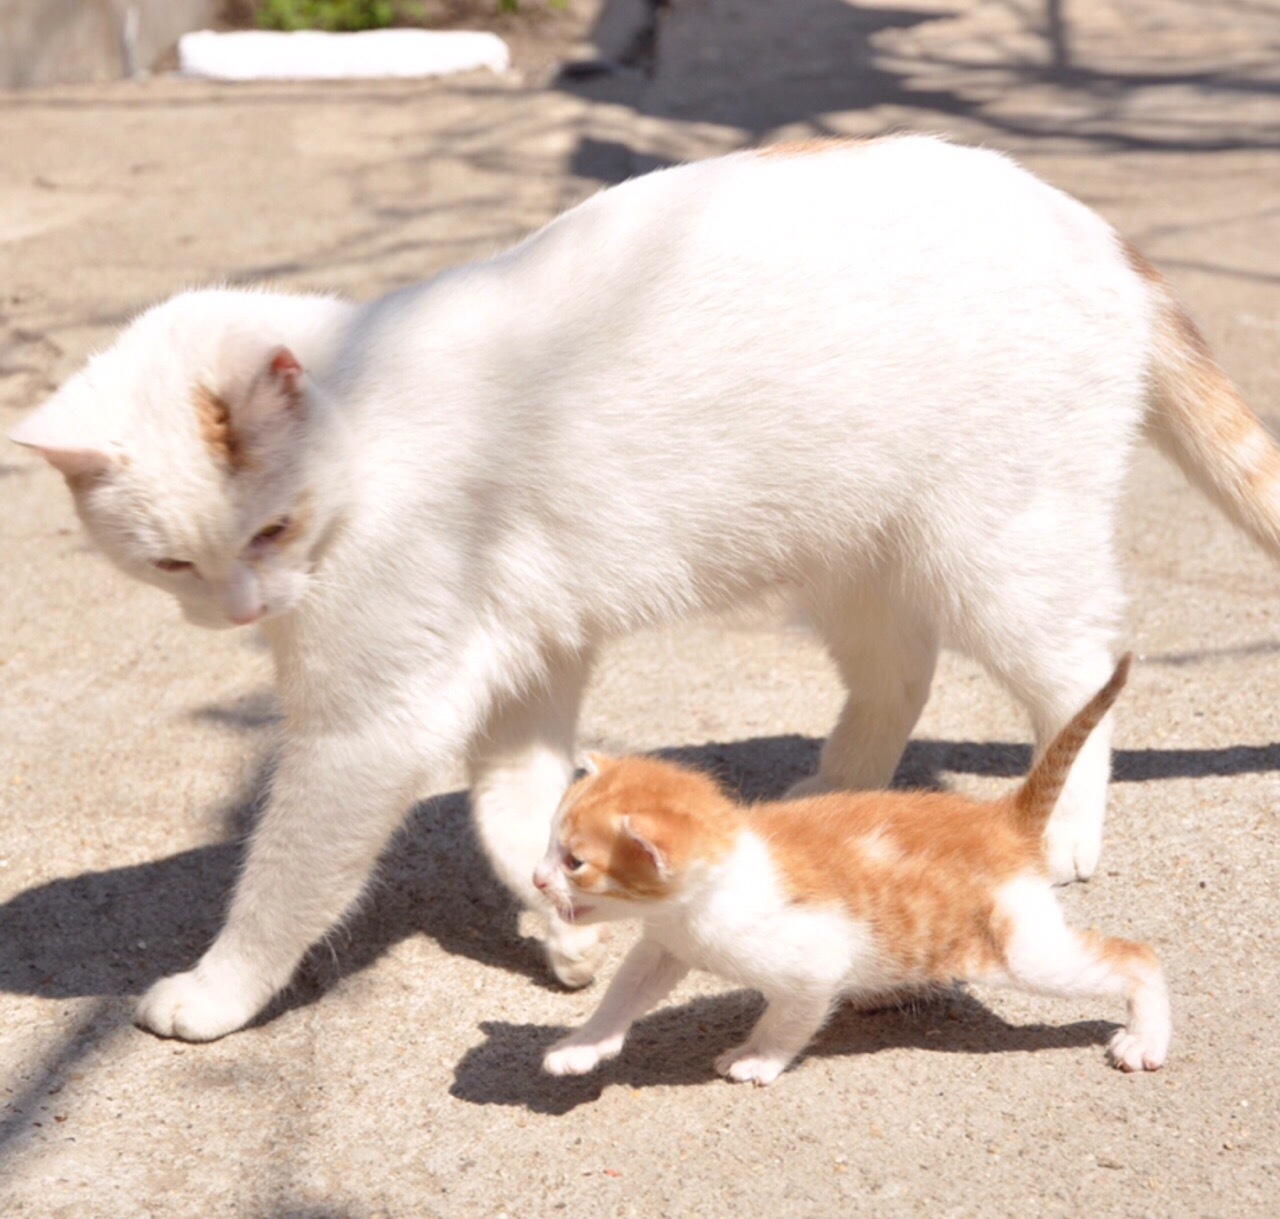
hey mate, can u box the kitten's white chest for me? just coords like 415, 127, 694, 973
652, 833, 867, 995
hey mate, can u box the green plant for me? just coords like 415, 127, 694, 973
254, 0, 400, 32
250, 0, 567, 29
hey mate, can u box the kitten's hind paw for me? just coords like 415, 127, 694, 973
1107, 1029, 1167, 1073
135, 965, 267, 1043
547, 917, 610, 990
714, 1045, 790, 1087
543, 1034, 623, 1076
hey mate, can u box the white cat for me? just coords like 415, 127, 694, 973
11, 136, 1278, 1042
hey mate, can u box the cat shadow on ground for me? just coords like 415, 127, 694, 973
0, 707, 1272, 1155
449, 987, 1116, 1116
562, 0, 1280, 185
2, 717, 1276, 1014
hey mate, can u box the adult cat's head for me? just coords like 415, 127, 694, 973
10, 288, 350, 629
534, 755, 740, 924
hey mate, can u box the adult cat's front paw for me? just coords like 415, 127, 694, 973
543, 1033, 624, 1076
714, 1045, 791, 1087
546, 917, 610, 989
135, 966, 266, 1042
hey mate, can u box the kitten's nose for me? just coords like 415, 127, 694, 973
228, 605, 265, 626
532, 865, 550, 891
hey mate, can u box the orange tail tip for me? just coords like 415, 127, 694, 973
1130, 244, 1280, 563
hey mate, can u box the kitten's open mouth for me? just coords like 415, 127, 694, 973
561, 904, 594, 923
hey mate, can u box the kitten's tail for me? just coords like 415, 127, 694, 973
1133, 243, 1280, 560
1012, 653, 1132, 841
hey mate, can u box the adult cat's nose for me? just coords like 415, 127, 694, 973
228, 605, 265, 626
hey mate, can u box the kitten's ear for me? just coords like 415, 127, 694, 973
620, 815, 669, 878
9, 391, 120, 481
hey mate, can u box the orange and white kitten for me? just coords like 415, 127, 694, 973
535, 655, 1169, 1086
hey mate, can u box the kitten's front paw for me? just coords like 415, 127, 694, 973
714, 1045, 791, 1087
546, 917, 610, 990
1107, 1028, 1167, 1073
135, 966, 266, 1042
543, 1033, 623, 1076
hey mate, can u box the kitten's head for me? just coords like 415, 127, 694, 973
533, 754, 739, 923
10, 289, 345, 629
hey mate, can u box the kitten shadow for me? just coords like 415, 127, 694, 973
450, 989, 1118, 1115
4, 721, 1272, 1018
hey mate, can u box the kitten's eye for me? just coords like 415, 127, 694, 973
564, 854, 585, 873
154, 558, 194, 574
251, 518, 290, 547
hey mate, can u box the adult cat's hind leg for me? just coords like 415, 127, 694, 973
789, 581, 938, 797
468, 645, 605, 988
966, 618, 1118, 883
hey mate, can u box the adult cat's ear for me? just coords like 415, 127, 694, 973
201, 339, 306, 472
9, 390, 120, 481
235, 342, 305, 425
260, 347, 304, 406
620, 814, 670, 878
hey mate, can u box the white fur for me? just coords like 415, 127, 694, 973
543, 830, 894, 1085
988, 875, 1171, 1071
11, 136, 1225, 1040
546, 851, 1171, 1084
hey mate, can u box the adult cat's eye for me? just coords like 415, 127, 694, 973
251, 518, 290, 547
154, 558, 194, 574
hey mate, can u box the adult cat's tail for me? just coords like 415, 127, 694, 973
1133, 244, 1280, 559
1012, 653, 1132, 841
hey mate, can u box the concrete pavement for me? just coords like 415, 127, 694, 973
1, 2, 1277, 1214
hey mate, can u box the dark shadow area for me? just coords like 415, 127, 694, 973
901, 736, 1280, 786
266, 1210, 360, 1219
4, 718, 1272, 1045
3, 726, 1275, 1011
0, 715, 1256, 1154
662, 731, 1280, 796
0, 776, 546, 1008
1145, 638, 1280, 668
450, 986, 1115, 1114
559, 0, 1280, 186
192, 689, 281, 739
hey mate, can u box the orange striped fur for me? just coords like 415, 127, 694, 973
192, 384, 247, 472
555, 754, 740, 902
757, 136, 878, 160
1128, 241, 1280, 557
543, 657, 1167, 1080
